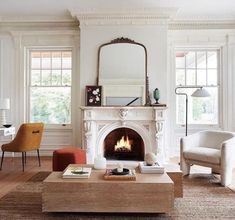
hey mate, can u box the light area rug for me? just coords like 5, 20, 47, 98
0, 172, 235, 220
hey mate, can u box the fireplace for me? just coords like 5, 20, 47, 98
81, 106, 167, 164
104, 128, 144, 161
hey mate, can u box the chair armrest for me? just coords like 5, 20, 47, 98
221, 136, 235, 167
180, 132, 201, 152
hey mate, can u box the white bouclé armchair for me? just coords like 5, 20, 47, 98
180, 130, 235, 186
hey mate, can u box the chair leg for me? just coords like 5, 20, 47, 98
24, 152, 27, 164
180, 157, 191, 176
37, 149, 41, 167
212, 167, 220, 174
0, 151, 5, 170
22, 152, 25, 172
221, 166, 233, 186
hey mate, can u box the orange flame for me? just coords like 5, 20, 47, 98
114, 136, 132, 152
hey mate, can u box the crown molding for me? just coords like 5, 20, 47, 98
169, 19, 235, 30
0, 21, 79, 32
0, 14, 75, 22
69, 7, 178, 26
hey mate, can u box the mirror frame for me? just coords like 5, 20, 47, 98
97, 37, 151, 106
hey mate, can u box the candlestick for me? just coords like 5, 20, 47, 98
117, 162, 123, 173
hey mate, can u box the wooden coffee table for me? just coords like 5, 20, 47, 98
42, 165, 174, 213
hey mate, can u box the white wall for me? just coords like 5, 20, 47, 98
225, 34, 235, 132
78, 23, 169, 158
0, 24, 80, 155
79, 24, 168, 105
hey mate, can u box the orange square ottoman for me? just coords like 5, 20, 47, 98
53, 147, 87, 171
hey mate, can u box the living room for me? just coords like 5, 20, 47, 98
0, 0, 235, 219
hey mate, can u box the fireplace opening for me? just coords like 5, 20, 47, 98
104, 128, 144, 161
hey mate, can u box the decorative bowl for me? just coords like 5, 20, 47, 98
3, 124, 12, 128
112, 168, 129, 175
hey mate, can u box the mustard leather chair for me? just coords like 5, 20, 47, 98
0, 123, 44, 171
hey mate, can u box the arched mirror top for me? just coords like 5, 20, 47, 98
97, 37, 149, 106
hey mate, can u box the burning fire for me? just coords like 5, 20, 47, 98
114, 135, 132, 152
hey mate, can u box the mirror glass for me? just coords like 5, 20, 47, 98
98, 38, 147, 106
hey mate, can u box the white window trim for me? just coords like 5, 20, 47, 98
172, 46, 223, 132
25, 46, 73, 129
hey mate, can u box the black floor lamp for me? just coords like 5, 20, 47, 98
175, 86, 210, 136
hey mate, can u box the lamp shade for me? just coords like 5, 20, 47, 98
0, 98, 10, 109
191, 88, 210, 97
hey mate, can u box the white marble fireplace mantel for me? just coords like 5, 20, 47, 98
80, 106, 167, 164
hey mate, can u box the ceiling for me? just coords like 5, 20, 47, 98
0, 0, 235, 21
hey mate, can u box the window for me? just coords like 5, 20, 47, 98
28, 49, 72, 125
175, 50, 219, 125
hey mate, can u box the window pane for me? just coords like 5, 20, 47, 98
41, 52, 51, 69
62, 70, 71, 86
197, 69, 207, 85
175, 52, 185, 68
176, 87, 218, 125
191, 87, 218, 124
62, 52, 72, 69
208, 52, 217, 68
197, 52, 206, 68
176, 69, 185, 85
31, 70, 41, 86
186, 52, 195, 68
31, 52, 40, 69
30, 87, 71, 124
41, 70, 51, 85
186, 69, 196, 85
207, 69, 217, 85
52, 52, 61, 69
51, 70, 61, 86
29, 49, 72, 125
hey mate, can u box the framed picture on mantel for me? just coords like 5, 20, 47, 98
85, 86, 102, 106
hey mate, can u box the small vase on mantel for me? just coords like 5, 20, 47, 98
153, 88, 160, 104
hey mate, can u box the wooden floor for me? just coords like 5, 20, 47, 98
0, 156, 52, 199
0, 156, 235, 199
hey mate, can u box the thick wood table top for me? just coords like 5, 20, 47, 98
44, 164, 173, 185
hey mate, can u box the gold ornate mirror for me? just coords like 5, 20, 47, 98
97, 37, 150, 106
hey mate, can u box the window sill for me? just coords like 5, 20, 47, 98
176, 124, 220, 128
44, 124, 73, 132
175, 125, 221, 133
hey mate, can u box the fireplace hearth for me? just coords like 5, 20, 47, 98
104, 128, 144, 161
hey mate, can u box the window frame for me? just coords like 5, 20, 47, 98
174, 47, 222, 129
25, 47, 73, 129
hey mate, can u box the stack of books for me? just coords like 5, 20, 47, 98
139, 162, 164, 174
62, 166, 92, 179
